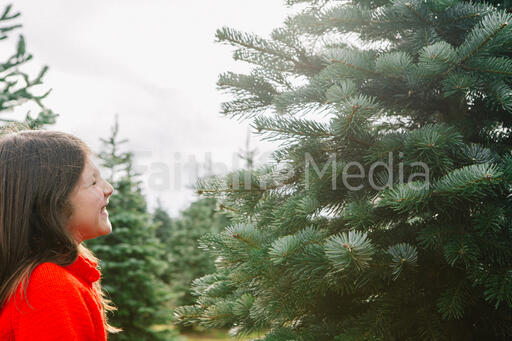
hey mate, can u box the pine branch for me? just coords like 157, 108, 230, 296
460, 23, 508, 65
445, 13, 511, 77
325, 230, 375, 272
0, 5, 20, 22
432, 163, 504, 200
216, 27, 294, 61
460, 64, 512, 76
218, 203, 241, 213
404, 2, 433, 26
253, 116, 333, 141
332, 57, 404, 82
452, 12, 481, 23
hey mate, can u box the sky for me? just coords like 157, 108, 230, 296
7, 0, 290, 215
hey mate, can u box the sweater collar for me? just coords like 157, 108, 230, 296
63, 255, 101, 285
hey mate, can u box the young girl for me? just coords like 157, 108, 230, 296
0, 129, 121, 340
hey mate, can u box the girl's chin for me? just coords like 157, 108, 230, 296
79, 225, 112, 242
100, 223, 112, 235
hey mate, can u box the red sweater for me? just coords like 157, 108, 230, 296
0, 255, 108, 340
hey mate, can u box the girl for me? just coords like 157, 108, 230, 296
0, 129, 121, 340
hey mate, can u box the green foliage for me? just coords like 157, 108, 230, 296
154, 198, 230, 310
325, 230, 375, 271
86, 119, 177, 340
0, 5, 56, 129
387, 243, 418, 280
177, 0, 512, 339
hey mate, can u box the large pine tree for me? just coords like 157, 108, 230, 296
86, 119, 177, 341
176, 0, 512, 339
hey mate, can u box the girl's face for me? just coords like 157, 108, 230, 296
66, 155, 114, 243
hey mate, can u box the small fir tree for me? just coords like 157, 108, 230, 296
175, 0, 512, 340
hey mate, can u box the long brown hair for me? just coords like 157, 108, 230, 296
0, 127, 120, 334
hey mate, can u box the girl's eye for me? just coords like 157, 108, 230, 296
92, 181, 97, 186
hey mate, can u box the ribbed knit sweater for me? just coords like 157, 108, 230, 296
0, 255, 107, 340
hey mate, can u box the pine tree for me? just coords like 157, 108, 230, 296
175, 0, 512, 340
154, 199, 174, 246
0, 4, 56, 129
86, 118, 177, 340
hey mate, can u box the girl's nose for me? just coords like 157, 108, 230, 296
105, 181, 114, 197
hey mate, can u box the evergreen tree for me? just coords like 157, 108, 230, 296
154, 198, 230, 309
0, 4, 56, 129
175, 0, 512, 340
86, 118, 177, 340
154, 199, 174, 246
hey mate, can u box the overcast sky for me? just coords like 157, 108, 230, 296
7, 0, 289, 215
